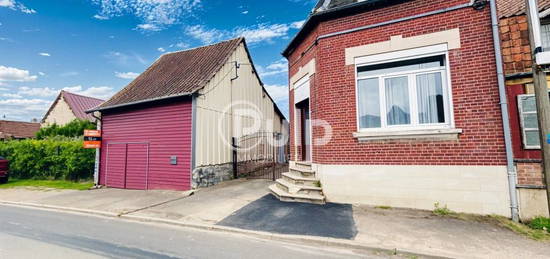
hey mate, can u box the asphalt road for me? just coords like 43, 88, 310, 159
0, 205, 386, 259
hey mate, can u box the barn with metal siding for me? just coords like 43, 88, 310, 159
88, 37, 287, 191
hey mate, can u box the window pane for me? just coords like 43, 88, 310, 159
521, 96, 537, 112
358, 78, 381, 128
385, 76, 410, 125
542, 24, 550, 51
524, 113, 539, 129
525, 130, 541, 147
358, 55, 445, 78
417, 72, 445, 124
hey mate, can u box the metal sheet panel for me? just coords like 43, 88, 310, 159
99, 100, 192, 191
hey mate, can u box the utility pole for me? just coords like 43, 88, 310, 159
525, 0, 550, 215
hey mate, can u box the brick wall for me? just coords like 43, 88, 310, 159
499, 15, 532, 75
287, 0, 508, 166
517, 162, 545, 186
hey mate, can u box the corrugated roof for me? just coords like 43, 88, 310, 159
62, 91, 104, 121
0, 120, 40, 139
42, 91, 104, 123
497, 0, 550, 18
96, 37, 244, 111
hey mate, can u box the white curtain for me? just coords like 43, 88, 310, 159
417, 73, 443, 124
385, 76, 410, 125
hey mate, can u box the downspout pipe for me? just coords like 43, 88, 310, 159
489, 0, 520, 222
91, 113, 102, 188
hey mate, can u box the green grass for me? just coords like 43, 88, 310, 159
529, 217, 550, 233
0, 179, 93, 190
433, 202, 452, 216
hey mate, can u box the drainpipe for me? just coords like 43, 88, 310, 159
489, 0, 520, 222
91, 113, 102, 188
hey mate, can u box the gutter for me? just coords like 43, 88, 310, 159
489, 0, 520, 222
286, 1, 480, 67
86, 92, 194, 113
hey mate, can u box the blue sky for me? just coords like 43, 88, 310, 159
0, 0, 317, 122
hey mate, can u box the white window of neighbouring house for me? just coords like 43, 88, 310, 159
518, 93, 550, 149
355, 51, 452, 131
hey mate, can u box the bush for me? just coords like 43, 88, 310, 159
529, 217, 550, 233
0, 139, 95, 181
37, 119, 96, 139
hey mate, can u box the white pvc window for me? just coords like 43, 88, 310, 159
518, 93, 550, 149
356, 53, 452, 131
541, 23, 550, 51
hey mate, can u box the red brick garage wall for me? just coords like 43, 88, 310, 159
99, 100, 193, 191
287, 0, 507, 166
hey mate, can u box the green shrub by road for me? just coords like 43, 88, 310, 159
0, 138, 95, 181
0, 179, 93, 190
36, 119, 96, 139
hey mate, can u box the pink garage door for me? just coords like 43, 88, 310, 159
99, 100, 193, 191
105, 143, 149, 190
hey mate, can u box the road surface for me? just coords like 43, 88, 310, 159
0, 205, 386, 259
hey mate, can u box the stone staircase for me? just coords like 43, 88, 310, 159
269, 161, 326, 205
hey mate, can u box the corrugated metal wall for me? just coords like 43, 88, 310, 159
195, 43, 287, 167
99, 100, 193, 191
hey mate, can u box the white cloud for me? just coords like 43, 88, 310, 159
242, 10, 249, 14
157, 47, 166, 52
2, 93, 21, 98
92, 0, 201, 31
258, 59, 288, 77
38, 72, 46, 76
290, 20, 305, 29
63, 85, 114, 100
185, 20, 306, 45
136, 23, 161, 31
0, 0, 36, 14
115, 71, 139, 79
18, 86, 58, 97
0, 66, 37, 82
38, 52, 51, 57
104, 51, 147, 66
264, 84, 288, 102
93, 14, 109, 20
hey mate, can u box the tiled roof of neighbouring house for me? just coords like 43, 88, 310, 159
42, 91, 104, 123
0, 120, 40, 139
313, 0, 360, 13
94, 37, 244, 111
497, 0, 550, 18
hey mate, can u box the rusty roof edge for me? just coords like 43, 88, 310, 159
86, 92, 195, 113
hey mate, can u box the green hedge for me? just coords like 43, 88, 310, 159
37, 119, 96, 139
0, 138, 95, 181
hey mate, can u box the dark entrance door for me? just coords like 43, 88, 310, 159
296, 100, 311, 161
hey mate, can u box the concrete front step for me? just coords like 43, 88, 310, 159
294, 161, 312, 170
275, 179, 323, 196
282, 172, 319, 187
289, 166, 315, 177
269, 184, 325, 205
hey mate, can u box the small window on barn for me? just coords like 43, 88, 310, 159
541, 20, 550, 51
355, 53, 451, 131
518, 92, 550, 149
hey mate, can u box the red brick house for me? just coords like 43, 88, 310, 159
498, 0, 550, 218
272, 0, 517, 216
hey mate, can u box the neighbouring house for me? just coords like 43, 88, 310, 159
498, 0, 550, 218
0, 120, 40, 140
42, 90, 104, 127
87, 37, 288, 191
273, 0, 517, 216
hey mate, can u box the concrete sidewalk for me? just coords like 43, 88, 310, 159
0, 179, 549, 259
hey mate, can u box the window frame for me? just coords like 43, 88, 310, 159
354, 49, 455, 133
517, 93, 548, 150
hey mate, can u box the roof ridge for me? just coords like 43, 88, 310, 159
62, 90, 105, 101
161, 37, 244, 57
